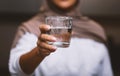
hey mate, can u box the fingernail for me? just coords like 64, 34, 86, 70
47, 25, 50, 29
52, 37, 57, 41
53, 46, 57, 50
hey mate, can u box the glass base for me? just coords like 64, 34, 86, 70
48, 42, 70, 48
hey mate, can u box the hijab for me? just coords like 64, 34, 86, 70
12, 0, 107, 48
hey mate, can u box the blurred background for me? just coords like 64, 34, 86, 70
0, 0, 120, 76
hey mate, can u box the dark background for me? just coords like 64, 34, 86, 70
0, 0, 120, 76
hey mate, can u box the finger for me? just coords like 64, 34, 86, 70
37, 41, 57, 52
39, 24, 50, 33
37, 47, 51, 57
39, 47, 51, 56
39, 34, 57, 42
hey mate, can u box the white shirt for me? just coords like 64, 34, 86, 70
9, 32, 113, 76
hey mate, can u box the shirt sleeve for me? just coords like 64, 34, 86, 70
8, 32, 38, 76
97, 44, 113, 76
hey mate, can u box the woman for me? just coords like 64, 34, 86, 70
9, 0, 113, 76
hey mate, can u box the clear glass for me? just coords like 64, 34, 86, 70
45, 16, 72, 48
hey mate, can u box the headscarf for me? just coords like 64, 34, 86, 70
12, 0, 107, 48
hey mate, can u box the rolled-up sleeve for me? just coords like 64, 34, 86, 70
9, 32, 37, 76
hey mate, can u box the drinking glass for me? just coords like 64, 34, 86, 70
45, 16, 72, 48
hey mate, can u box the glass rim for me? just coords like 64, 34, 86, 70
46, 16, 72, 20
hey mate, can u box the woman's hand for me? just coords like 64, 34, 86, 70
37, 24, 57, 57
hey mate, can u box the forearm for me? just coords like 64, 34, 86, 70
9, 28, 56, 75
19, 47, 45, 75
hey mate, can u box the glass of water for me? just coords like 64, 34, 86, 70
45, 16, 72, 48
